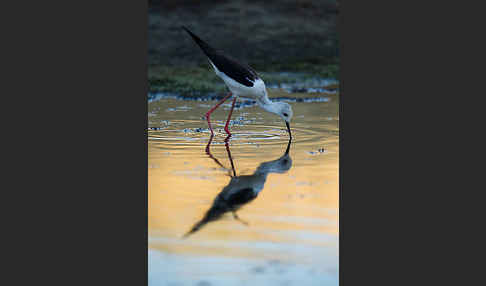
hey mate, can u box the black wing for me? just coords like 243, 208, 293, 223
182, 26, 259, 87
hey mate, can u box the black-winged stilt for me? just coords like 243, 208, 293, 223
183, 136, 292, 237
182, 26, 293, 138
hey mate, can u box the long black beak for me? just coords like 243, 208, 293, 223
285, 121, 292, 138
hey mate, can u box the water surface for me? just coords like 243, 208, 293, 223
148, 91, 339, 286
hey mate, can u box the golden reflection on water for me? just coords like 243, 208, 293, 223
148, 92, 338, 268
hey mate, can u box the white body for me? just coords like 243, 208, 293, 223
209, 60, 271, 105
208, 59, 293, 123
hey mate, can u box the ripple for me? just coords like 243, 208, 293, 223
148, 97, 338, 157
148, 120, 331, 153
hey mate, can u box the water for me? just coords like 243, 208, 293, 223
148, 91, 339, 286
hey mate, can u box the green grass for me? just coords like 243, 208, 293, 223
148, 59, 339, 96
148, 66, 226, 95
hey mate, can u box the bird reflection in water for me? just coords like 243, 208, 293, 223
183, 135, 292, 238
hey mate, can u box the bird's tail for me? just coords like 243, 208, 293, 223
181, 215, 212, 239
181, 203, 227, 239
181, 26, 217, 58
182, 221, 203, 239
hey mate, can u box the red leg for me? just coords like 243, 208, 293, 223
205, 133, 215, 154
205, 93, 232, 135
224, 97, 237, 135
205, 133, 230, 174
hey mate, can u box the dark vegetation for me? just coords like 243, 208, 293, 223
148, 0, 339, 95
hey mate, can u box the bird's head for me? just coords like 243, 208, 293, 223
271, 102, 293, 122
273, 102, 293, 136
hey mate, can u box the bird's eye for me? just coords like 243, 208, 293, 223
283, 113, 288, 117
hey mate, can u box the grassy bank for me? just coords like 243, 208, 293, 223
148, 61, 339, 95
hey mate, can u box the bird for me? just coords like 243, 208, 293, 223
183, 136, 292, 238
182, 26, 293, 138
